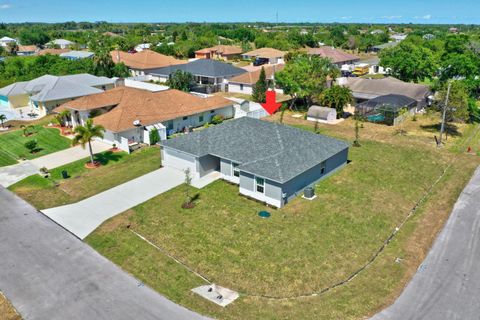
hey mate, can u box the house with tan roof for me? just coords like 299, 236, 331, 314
37, 48, 71, 56
228, 64, 284, 95
242, 48, 286, 65
54, 87, 236, 152
306, 46, 360, 67
16, 45, 39, 56
195, 45, 243, 61
110, 49, 185, 77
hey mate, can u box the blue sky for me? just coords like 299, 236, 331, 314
0, 0, 479, 24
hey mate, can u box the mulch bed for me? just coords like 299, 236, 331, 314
84, 161, 101, 169
47, 125, 73, 136
109, 147, 123, 153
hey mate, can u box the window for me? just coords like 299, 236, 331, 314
199, 115, 204, 122
320, 161, 326, 175
183, 116, 188, 120
240, 84, 244, 91
255, 177, 265, 193
232, 162, 240, 177
210, 110, 215, 114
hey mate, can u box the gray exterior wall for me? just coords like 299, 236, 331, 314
220, 158, 232, 176
198, 154, 220, 177
239, 171, 255, 190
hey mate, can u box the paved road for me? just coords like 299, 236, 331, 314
372, 166, 480, 320
42, 167, 185, 239
0, 140, 111, 187
0, 187, 208, 320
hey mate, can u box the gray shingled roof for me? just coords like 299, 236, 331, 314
0, 74, 115, 102
149, 59, 246, 78
161, 117, 349, 183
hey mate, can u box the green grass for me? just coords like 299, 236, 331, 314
9, 147, 161, 210
0, 126, 71, 167
85, 130, 480, 319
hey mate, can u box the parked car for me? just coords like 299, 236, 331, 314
253, 57, 269, 66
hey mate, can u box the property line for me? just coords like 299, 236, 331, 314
131, 124, 480, 301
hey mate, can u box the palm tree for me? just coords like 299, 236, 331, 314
72, 119, 105, 165
0, 114, 6, 128
54, 110, 70, 127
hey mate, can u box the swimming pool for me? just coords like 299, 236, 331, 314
367, 113, 385, 123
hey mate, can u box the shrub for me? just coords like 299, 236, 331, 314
149, 128, 160, 145
210, 115, 225, 125
24, 140, 38, 153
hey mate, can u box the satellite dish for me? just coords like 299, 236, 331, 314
133, 120, 141, 126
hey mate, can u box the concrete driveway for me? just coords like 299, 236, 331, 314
372, 166, 480, 320
0, 140, 111, 187
43, 167, 185, 239
0, 186, 207, 320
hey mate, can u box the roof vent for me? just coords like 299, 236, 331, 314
133, 120, 141, 126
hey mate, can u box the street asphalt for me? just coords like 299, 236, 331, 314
372, 166, 480, 320
0, 186, 209, 320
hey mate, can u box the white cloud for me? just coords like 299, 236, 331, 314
414, 14, 432, 20
0, 4, 12, 9
382, 15, 402, 20
341, 16, 352, 20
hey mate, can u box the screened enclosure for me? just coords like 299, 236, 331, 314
355, 94, 417, 126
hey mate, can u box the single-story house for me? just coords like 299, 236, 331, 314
195, 45, 243, 61
390, 34, 407, 42
338, 77, 432, 109
135, 43, 151, 52
306, 46, 360, 67
16, 45, 39, 56
356, 94, 417, 126
0, 36, 17, 47
242, 48, 286, 65
307, 106, 337, 123
60, 50, 94, 60
371, 42, 399, 53
49, 39, 75, 49
227, 97, 269, 119
110, 49, 186, 77
160, 117, 349, 208
54, 87, 236, 152
37, 48, 71, 56
148, 59, 247, 93
228, 64, 284, 95
0, 74, 116, 117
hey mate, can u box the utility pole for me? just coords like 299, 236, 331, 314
438, 81, 452, 146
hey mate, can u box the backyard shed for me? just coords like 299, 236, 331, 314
307, 106, 337, 123
356, 94, 417, 126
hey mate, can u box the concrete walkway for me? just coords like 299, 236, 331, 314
372, 166, 480, 320
0, 186, 208, 320
43, 167, 185, 239
0, 140, 111, 187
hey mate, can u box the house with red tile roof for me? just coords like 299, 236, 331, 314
195, 45, 243, 61
306, 46, 360, 66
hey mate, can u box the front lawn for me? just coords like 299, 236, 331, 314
86, 118, 480, 319
9, 147, 161, 210
0, 125, 71, 167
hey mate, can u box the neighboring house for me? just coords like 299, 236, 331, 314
0, 74, 116, 117
371, 42, 399, 53
356, 94, 418, 126
0, 36, 17, 47
49, 39, 75, 49
339, 77, 432, 109
370, 29, 385, 35
110, 49, 185, 77
306, 46, 360, 67
37, 48, 71, 56
103, 31, 123, 38
148, 59, 246, 93
390, 34, 407, 42
160, 117, 349, 208
423, 34, 435, 41
60, 50, 94, 60
195, 45, 243, 61
16, 45, 39, 56
242, 48, 286, 65
228, 64, 284, 94
449, 27, 459, 34
135, 43, 151, 52
54, 87, 236, 152
307, 106, 337, 123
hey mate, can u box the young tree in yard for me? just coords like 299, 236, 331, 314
396, 107, 409, 136
149, 128, 160, 145
252, 66, 268, 103
353, 119, 361, 147
182, 168, 194, 209
320, 85, 353, 119
24, 140, 38, 153
276, 54, 338, 109
0, 114, 6, 128
72, 119, 105, 166
167, 70, 194, 92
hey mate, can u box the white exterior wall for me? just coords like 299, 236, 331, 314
228, 83, 253, 94
162, 148, 199, 178
239, 186, 282, 208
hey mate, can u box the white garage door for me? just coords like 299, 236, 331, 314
163, 149, 197, 175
